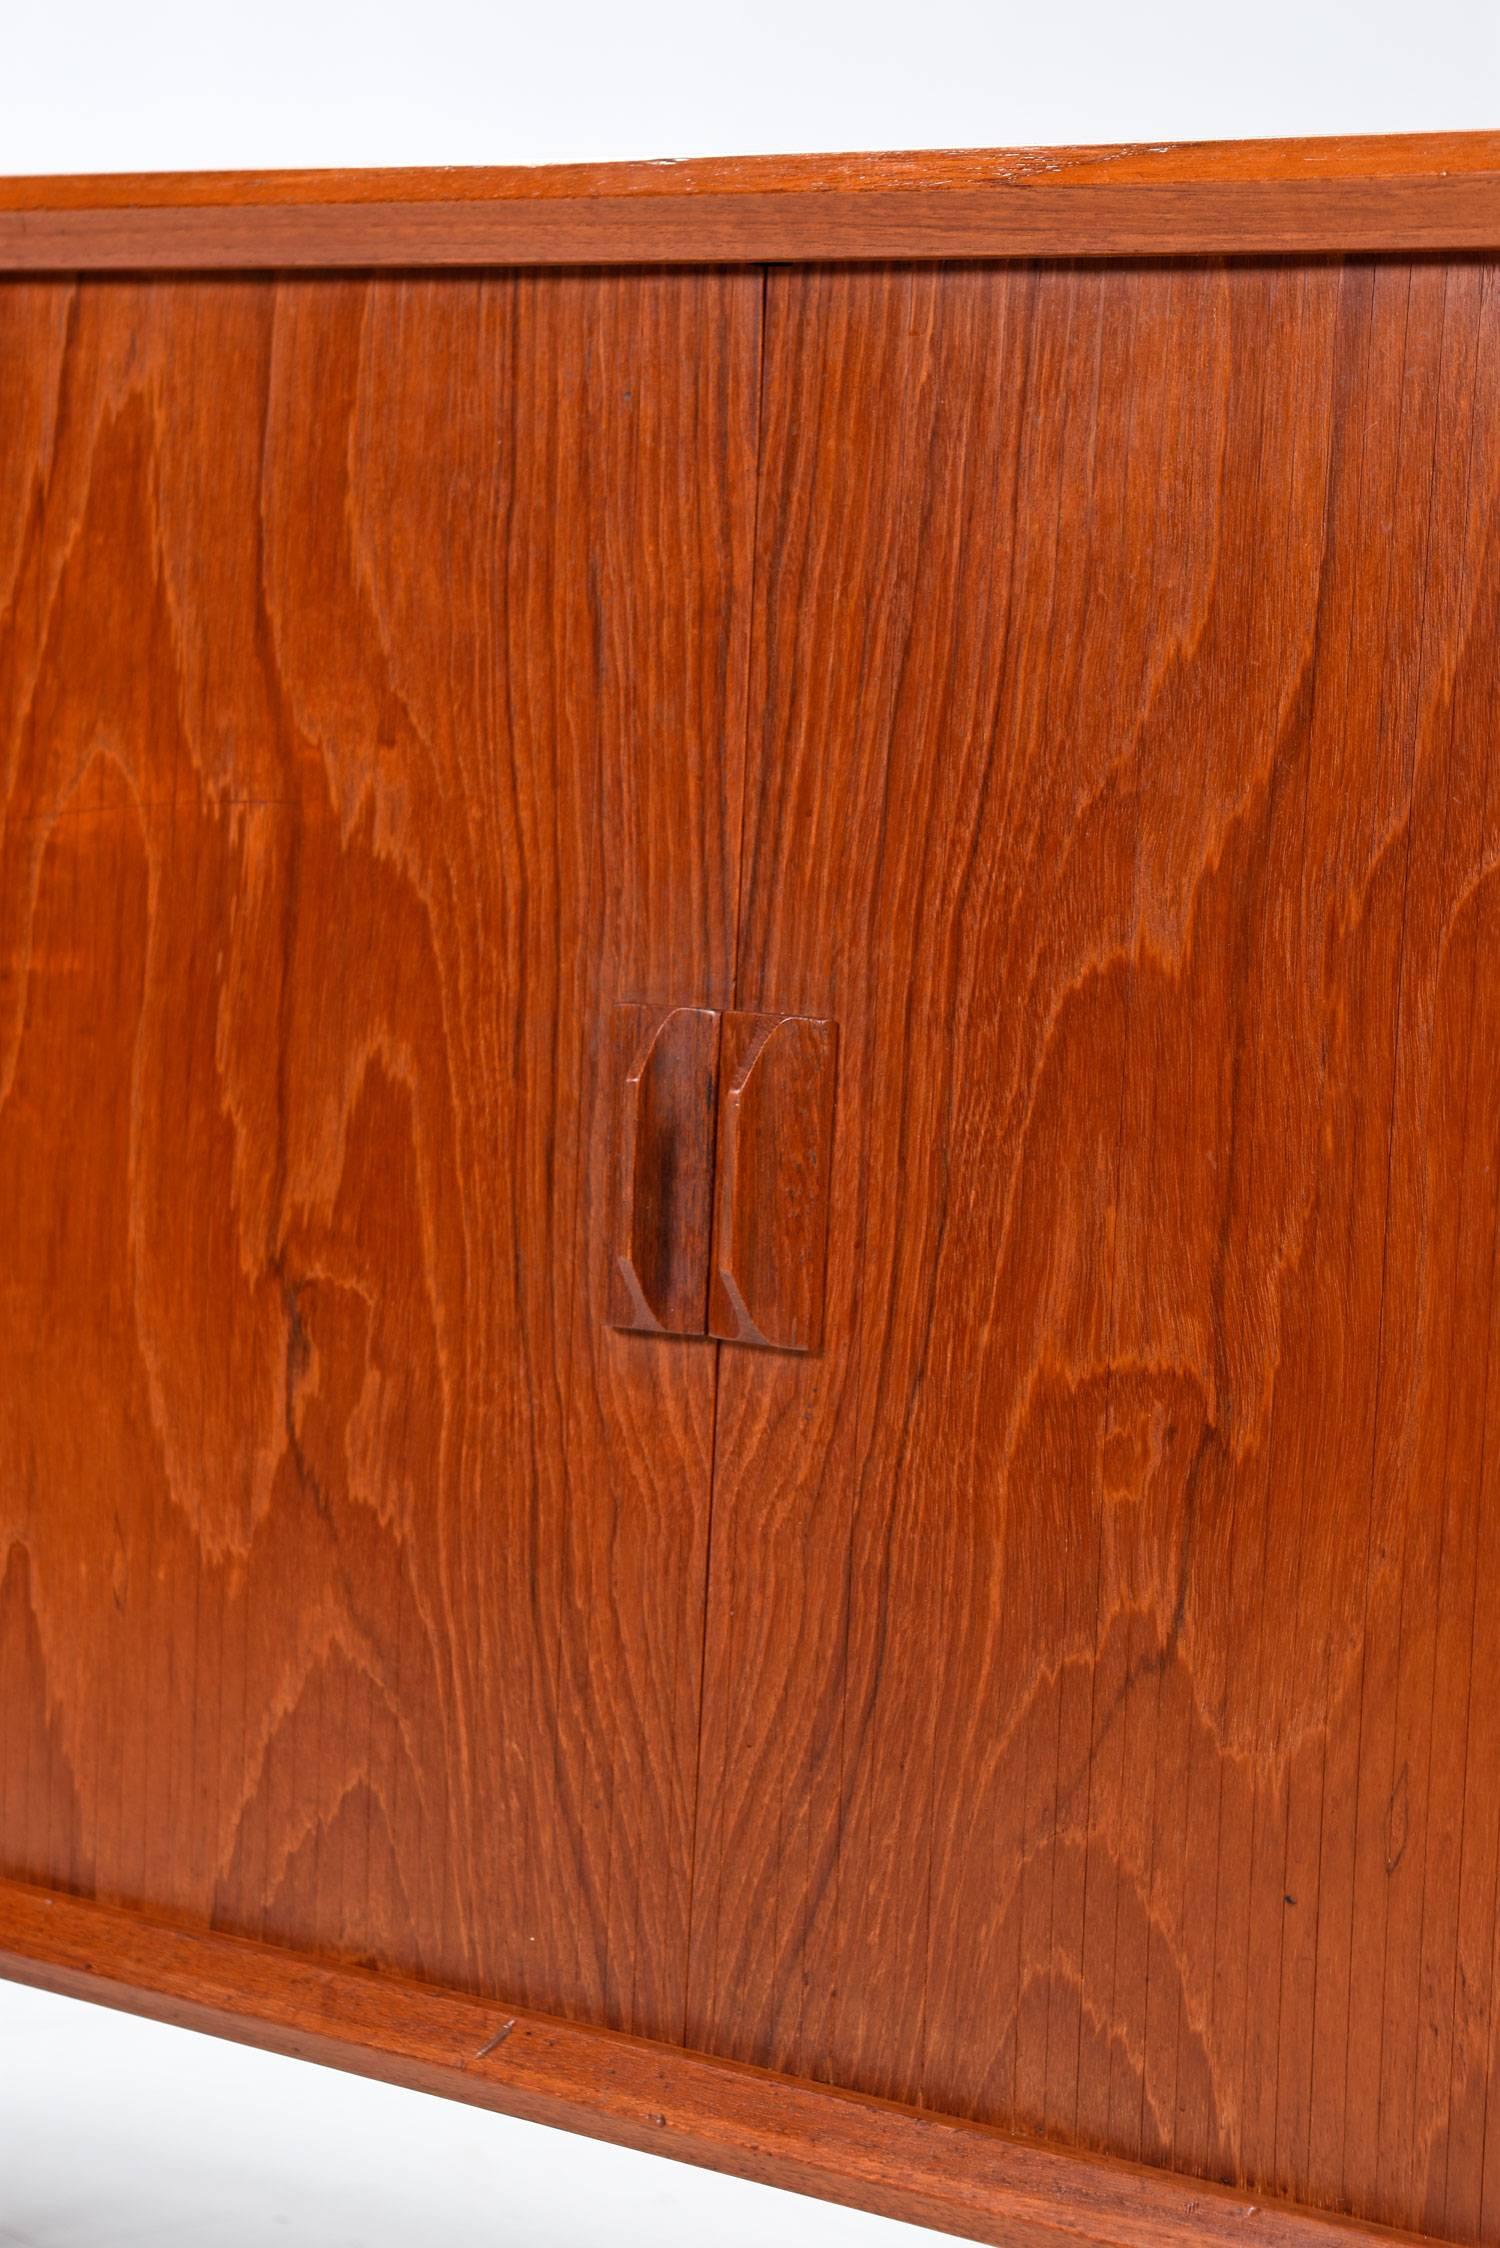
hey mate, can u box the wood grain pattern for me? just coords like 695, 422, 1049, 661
609, 1003, 722, 1336
3, 135, 1500, 267
10, 133, 1500, 207
687, 256, 1500, 2245
708, 1012, 838, 1354
0, 269, 761, 2041
10, 194, 1500, 2248
0, 1877, 1431, 2248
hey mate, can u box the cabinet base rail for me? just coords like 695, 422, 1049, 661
0, 1876, 1420, 2248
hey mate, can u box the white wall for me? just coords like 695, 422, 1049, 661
3, 0, 1499, 176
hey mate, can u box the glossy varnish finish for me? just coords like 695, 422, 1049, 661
688, 257, 1500, 2242
0, 270, 761, 2038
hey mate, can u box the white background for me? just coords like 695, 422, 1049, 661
2, 2, 1499, 2241
2, 0, 1499, 174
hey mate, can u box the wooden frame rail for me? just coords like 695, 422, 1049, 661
0, 1879, 1427, 2248
1, 133, 1499, 267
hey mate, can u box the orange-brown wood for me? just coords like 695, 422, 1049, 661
609, 1003, 722, 1337
0, 1877, 1430, 2248
10, 133, 1500, 208
9, 139, 1500, 2248
0, 269, 761, 2040
689, 254, 1500, 2245
3, 135, 1500, 266
708, 1012, 838, 1353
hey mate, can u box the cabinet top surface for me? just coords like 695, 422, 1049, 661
4, 131, 1500, 205
1, 132, 1499, 268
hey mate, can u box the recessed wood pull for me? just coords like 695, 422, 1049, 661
608, 1003, 722, 1335
709, 1013, 838, 1353
608, 1003, 837, 1349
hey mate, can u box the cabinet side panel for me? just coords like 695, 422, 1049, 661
0, 269, 760, 2041
688, 256, 1500, 2241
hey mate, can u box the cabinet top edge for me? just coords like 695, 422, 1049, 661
8, 133, 1500, 207
3, 132, 1500, 269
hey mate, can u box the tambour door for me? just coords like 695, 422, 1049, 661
686, 258, 1500, 2244
0, 269, 760, 2042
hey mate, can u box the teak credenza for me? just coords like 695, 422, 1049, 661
5, 135, 1500, 2246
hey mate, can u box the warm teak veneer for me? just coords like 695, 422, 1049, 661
708, 1013, 839, 1354
0, 266, 761, 2039
609, 1003, 723, 1338
690, 253, 1500, 2241
2, 134, 1500, 264
6, 136, 1500, 2248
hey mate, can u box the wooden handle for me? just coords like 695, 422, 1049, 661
609, 1004, 721, 1335
709, 1013, 838, 1353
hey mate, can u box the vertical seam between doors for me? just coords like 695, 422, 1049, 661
681, 260, 773, 2048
